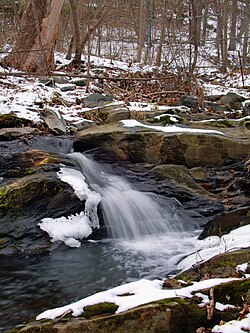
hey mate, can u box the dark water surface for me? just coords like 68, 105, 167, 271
0, 230, 198, 332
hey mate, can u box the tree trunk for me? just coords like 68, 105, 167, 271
80, 0, 115, 54
242, 0, 250, 65
155, 0, 167, 67
228, 0, 237, 51
69, 0, 81, 64
137, 0, 146, 63
221, 0, 229, 73
2, 0, 64, 73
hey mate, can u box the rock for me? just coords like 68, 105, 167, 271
177, 249, 250, 281
243, 100, 250, 116
14, 299, 210, 333
38, 76, 55, 87
83, 93, 113, 108
198, 206, 250, 239
72, 79, 87, 87
204, 101, 227, 113
175, 95, 198, 108
60, 84, 76, 92
70, 119, 96, 132
0, 113, 33, 129
152, 164, 214, 198
40, 108, 67, 135
0, 150, 84, 253
0, 127, 38, 140
74, 123, 250, 167
105, 108, 130, 123
219, 92, 246, 110
38, 76, 70, 86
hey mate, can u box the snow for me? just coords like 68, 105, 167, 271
120, 119, 225, 135
177, 225, 250, 272
57, 167, 101, 229
215, 302, 236, 311
36, 277, 239, 321
38, 167, 101, 247
39, 213, 92, 248
212, 314, 250, 333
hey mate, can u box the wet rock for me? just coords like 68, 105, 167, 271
83, 93, 113, 108
152, 164, 214, 198
0, 127, 39, 140
40, 108, 67, 135
0, 150, 83, 253
199, 206, 250, 239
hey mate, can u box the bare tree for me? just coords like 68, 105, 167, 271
2, 0, 64, 73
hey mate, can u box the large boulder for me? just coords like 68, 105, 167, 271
74, 124, 250, 168
0, 150, 83, 253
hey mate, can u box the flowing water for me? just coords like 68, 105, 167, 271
0, 152, 200, 332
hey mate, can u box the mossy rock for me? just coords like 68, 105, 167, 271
0, 114, 33, 129
177, 249, 250, 282
214, 279, 250, 306
147, 114, 183, 126
18, 298, 237, 333
0, 150, 66, 178
83, 302, 119, 318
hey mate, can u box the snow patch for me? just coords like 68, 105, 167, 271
36, 277, 238, 321
120, 119, 225, 135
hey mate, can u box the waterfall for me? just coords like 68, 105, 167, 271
69, 152, 188, 240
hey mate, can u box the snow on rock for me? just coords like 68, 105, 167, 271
177, 225, 250, 272
39, 213, 92, 248
57, 167, 101, 229
120, 119, 225, 135
212, 314, 250, 333
36, 277, 239, 321
215, 302, 236, 311
39, 167, 101, 247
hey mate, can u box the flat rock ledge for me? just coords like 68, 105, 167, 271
12, 298, 230, 333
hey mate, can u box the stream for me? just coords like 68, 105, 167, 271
0, 143, 202, 332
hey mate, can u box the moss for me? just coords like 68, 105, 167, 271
0, 177, 64, 212
157, 297, 186, 305
219, 259, 236, 268
147, 115, 183, 126
83, 302, 119, 319
0, 114, 32, 128
214, 279, 250, 306
211, 120, 235, 128
5, 327, 22, 333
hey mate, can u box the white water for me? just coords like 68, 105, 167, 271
69, 152, 192, 240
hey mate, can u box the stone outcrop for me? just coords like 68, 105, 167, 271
74, 123, 250, 167
0, 150, 83, 253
